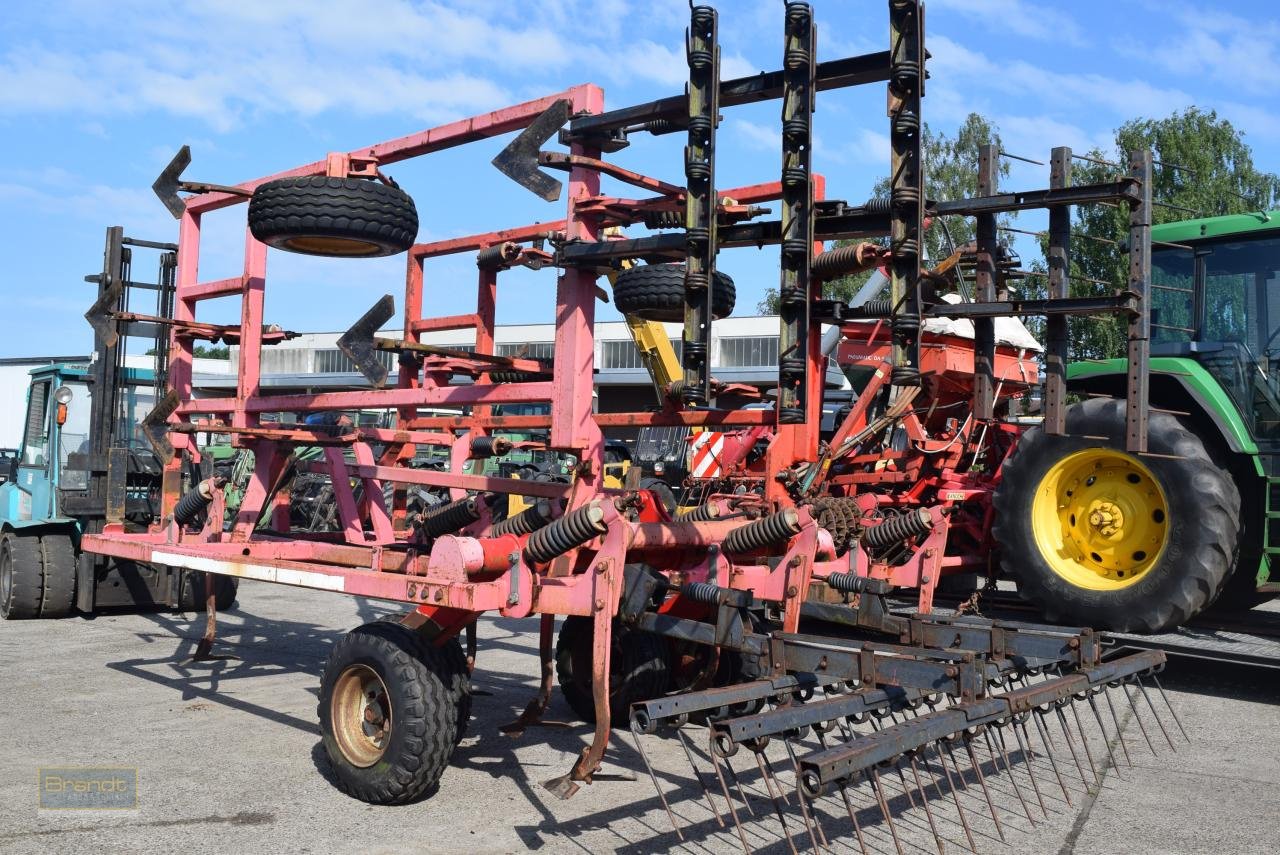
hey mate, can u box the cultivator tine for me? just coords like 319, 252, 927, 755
152, 145, 193, 218
1150, 674, 1190, 742
780, 738, 827, 852
932, 740, 978, 853
629, 723, 683, 841
1008, 719, 1048, 817
337, 295, 397, 388
870, 768, 907, 855
1135, 676, 1177, 750
908, 752, 947, 855
1085, 691, 1121, 777
1067, 700, 1102, 785
750, 744, 800, 855
1052, 704, 1092, 788
708, 743, 753, 855
1102, 687, 1134, 767
1123, 680, 1159, 756
491, 98, 572, 201
676, 728, 725, 828
141, 390, 179, 464
814, 729, 870, 855
985, 726, 1034, 824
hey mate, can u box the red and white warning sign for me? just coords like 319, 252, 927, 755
688, 431, 725, 478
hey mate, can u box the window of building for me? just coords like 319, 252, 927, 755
496, 342, 556, 360
719, 336, 779, 367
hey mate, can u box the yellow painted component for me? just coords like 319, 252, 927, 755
625, 314, 683, 390
1030, 448, 1170, 591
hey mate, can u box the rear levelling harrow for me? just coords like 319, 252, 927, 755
72, 1, 1185, 852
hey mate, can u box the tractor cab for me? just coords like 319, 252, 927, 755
1149, 213, 1280, 444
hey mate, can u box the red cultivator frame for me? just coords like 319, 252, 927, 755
79, 3, 1183, 851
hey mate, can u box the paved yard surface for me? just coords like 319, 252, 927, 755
1, 580, 1276, 854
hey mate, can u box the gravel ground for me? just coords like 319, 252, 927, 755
1, 580, 1276, 854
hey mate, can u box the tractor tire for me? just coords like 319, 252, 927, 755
38, 534, 77, 618
177, 570, 239, 612
0, 533, 43, 619
613, 263, 736, 322
381, 616, 473, 744
318, 621, 463, 805
555, 616, 670, 727
249, 176, 418, 258
992, 397, 1240, 633
640, 476, 677, 515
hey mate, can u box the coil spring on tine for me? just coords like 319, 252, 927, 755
642, 118, 684, 136
892, 316, 921, 335
490, 498, 554, 537
723, 508, 801, 554
685, 228, 711, 250
784, 47, 810, 70
862, 507, 932, 548
686, 161, 711, 182
782, 118, 810, 143
893, 108, 921, 136
691, 6, 715, 29
785, 2, 810, 27
781, 166, 808, 189
523, 501, 606, 564
469, 435, 507, 459
890, 62, 920, 94
687, 114, 713, 139
780, 357, 806, 379
417, 495, 483, 538
781, 237, 810, 258
896, 237, 920, 258
642, 209, 683, 230
678, 502, 722, 522
687, 49, 713, 71
892, 185, 922, 211
681, 581, 723, 604
854, 298, 893, 318
825, 571, 874, 594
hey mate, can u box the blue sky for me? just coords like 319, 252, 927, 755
2, 0, 1278, 357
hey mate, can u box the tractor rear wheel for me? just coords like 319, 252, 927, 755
318, 621, 463, 804
0, 533, 43, 619
249, 176, 418, 258
612, 263, 736, 322
993, 397, 1240, 633
555, 616, 669, 727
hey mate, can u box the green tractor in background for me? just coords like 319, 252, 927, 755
994, 210, 1280, 632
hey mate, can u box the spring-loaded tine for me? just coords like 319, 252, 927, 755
1085, 693, 1121, 778
1067, 699, 1102, 786
894, 756, 918, 809
708, 743, 752, 855
985, 727, 1034, 824
677, 727, 725, 828
753, 747, 800, 855
1103, 686, 1134, 767
629, 723, 684, 840
870, 768, 907, 855
1150, 674, 1190, 741
763, 747, 794, 807
1032, 710, 1073, 806
1053, 705, 1092, 789
962, 734, 1006, 842
1136, 676, 1177, 750
909, 753, 947, 855
1009, 720, 1048, 816
931, 741, 978, 854
1123, 680, 1159, 756
781, 737, 827, 852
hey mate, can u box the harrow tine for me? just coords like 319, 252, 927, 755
725, 752, 758, 818
908, 752, 947, 855
1031, 711, 1073, 806
751, 745, 800, 855
628, 723, 684, 840
931, 740, 978, 854
1150, 674, 1190, 742
1053, 705, 1092, 788
870, 715, 918, 809
1136, 677, 1177, 751
870, 768, 907, 855
1067, 699, 1102, 786
815, 723, 870, 855
1102, 686, 1134, 767
1086, 692, 1121, 778
709, 744, 753, 855
781, 737, 827, 852
985, 727, 1034, 824
1008, 719, 1049, 816
676, 728, 725, 828
960, 734, 1006, 842
1123, 681, 1159, 756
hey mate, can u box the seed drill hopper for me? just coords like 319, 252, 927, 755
78, 2, 1185, 851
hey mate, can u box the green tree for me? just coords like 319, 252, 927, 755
1066, 108, 1280, 359
757, 113, 1008, 313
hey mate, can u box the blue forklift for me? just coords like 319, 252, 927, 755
0, 227, 235, 619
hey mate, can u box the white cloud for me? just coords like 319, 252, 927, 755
928, 0, 1085, 46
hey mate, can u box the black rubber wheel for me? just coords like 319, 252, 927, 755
249, 176, 418, 258
639, 476, 677, 515
178, 570, 239, 612
38, 534, 77, 618
555, 616, 670, 727
317, 621, 463, 805
613, 263, 736, 322
379, 617, 473, 744
992, 398, 1240, 633
0, 533, 43, 619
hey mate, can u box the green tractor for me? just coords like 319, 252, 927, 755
994, 210, 1280, 632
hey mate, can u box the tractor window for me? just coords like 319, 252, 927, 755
1151, 248, 1194, 343
21, 381, 50, 467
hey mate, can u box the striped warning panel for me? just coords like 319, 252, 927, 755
689, 431, 725, 478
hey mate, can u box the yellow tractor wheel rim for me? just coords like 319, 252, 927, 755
1030, 448, 1169, 591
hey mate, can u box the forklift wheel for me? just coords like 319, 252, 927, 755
613, 263, 736, 322
318, 621, 464, 804
38, 534, 77, 618
249, 176, 418, 258
0, 533, 44, 619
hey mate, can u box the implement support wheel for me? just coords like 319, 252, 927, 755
555, 616, 670, 727
993, 398, 1240, 633
318, 621, 466, 804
